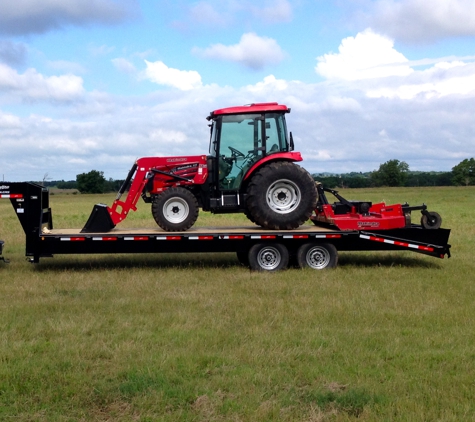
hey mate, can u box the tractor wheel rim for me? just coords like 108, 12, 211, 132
163, 197, 189, 224
266, 179, 301, 214
307, 246, 330, 269
257, 247, 281, 270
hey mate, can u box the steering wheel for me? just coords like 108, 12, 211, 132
228, 146, 245, 159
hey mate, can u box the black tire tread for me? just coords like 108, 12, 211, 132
246, 162, 317, 230
151, 187, 199, 231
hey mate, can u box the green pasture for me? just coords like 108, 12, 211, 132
0, 186, 474, 421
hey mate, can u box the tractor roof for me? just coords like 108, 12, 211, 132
207, 102, 290, 120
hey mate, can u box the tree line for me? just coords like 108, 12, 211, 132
314, 158, 474, 189
40, 158, 475, 193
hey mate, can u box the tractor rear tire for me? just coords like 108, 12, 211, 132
152, 187, 199, 231
246, 162, 317, 230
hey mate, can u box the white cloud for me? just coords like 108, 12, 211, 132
315, 29, 413, 81
112, 58, 137, 74
0, 0, 138, 35
367, 61, 475, 99
142, 60, 202, 91
246, 75, 288, 93
370, 0, 475, 42
0, 63, 84, 101
193, 32, 286, 70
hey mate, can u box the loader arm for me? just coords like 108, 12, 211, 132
81, 158, 156, 233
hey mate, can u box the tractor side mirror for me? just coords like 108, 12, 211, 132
289, 132, 294, 151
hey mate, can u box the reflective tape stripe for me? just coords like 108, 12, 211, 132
283, 235, 309, 239
360, 234, 434, 252
0, 194, 23, 198
251, 235, 276, 239
156, 236, 182, 240
220, 235, 244, 240
60, 237, 85, 241
92, 237, 117, 241
124, 236, 149, 241
189, 236, 214, 240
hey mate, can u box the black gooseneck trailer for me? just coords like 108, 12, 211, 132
1, 182, 451, 270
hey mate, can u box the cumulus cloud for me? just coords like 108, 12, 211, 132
0, 63, 84, 101
367, 61, 475, 99
370, 0, 475, 42
0, 0, 138, 36
315, 29, 475, 100
316, 29, 413, 80
142, 60, 202, 91
193, 33, 286, 70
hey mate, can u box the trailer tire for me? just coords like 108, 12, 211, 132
152, 187, 199, 231
246, 162, 317, 230
296, 243, 338, 270
248, 243, 289, 271
236, 250, 250, 267
421, 211, 442, 230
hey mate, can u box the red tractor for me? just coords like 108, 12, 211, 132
82, 103, 317, 233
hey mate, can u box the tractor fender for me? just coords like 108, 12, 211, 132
243, 151, 303, 182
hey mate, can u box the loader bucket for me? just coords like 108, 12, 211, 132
81, 203, 115, 233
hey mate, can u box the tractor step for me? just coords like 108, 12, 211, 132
81, 203, 116, 233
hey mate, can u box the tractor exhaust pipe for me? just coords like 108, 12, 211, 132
81, 203, 115, 233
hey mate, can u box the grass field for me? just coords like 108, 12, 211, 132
0, 186, 474, 421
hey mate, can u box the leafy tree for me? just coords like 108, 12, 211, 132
452, 158, 475, 186
371, 159, 409, 187
76, 170, 106, 193
56, 180, 78, 189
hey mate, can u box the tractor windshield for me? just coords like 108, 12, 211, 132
213, 112, 289, 190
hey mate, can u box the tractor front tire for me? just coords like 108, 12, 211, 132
246, 162, 317, 230
152, 187, 199, 231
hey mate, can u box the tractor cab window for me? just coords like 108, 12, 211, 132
266, 112, 289, 154
217, 112, 289, 190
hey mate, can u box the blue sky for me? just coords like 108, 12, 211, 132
1, 0, 475, 182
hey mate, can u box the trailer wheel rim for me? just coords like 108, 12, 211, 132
266, 179, 301, 214
306, 246, 331, 269
257, 247, 282, 270
163, 197, 189, 224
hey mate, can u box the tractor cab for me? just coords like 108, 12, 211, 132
207, 103, 294, 192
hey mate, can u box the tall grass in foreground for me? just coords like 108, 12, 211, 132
0, 186, 474, 421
